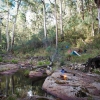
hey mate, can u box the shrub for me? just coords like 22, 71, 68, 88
11, 59, 18, 64
93, 69, 100, 75
44, 60, 50, 65
37, 61, 44, 66
0, 57, 3, 62
6, 95, 17, 100
24, 70, 30, 76
60, 59, 65, 66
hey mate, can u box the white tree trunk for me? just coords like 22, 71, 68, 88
0, 28, 1, 44
91, 7, 94, 36
76, 0, 81, 14
11, 0, 21, 51
81, 0, 84, 20
42, 0, 47, 47
6, 11, 10, 52
60, 0, 63, 35
98, 8, 100, 33
55, 0, 58, 50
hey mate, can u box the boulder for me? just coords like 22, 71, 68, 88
42, 69, 100, 100
29, 71, 43, 78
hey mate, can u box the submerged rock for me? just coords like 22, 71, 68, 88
42, 68, 100, 100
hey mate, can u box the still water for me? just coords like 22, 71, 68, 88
0, 69, 56, 100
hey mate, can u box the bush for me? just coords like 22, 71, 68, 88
37, 61, 44, 66
37, 60, 50, 66
0, 57, 3, 62
60, 59, 65, 66
11, 59, 18, 64
6, 95, 17, 100
24, 70, 30, 76
93, 69, 100, 75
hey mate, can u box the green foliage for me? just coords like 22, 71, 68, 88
76, 38, 86, 48
0, 57, 3, 62
37, 60, 50, 66
44, 60, 50, 65
11, 59, 18, 64
70, 48, 100, 63
37, 61, 44, 65
15, 91, 20, 98
60, 59, 65, 66
24, 70, 30, 76
58, 41, 70, 51
31, 34, 43, 47
93, 69, 100, 75
23, 53, 32, 59
6, 95, 17, 100
46, 46, 52, 52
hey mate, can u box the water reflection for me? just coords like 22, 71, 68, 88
27, 90, 33, 97
0, 69, 54, 99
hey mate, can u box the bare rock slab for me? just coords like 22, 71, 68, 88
42, 69, 100, 100
0, 64, 18, 75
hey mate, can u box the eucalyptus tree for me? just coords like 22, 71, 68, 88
0, 17, 3, 47
55, 0, 58, 50
41, 0, 47, 47
6, 7, 10, 52
3, 0, 11, 52
0, 0, 10, 51
0, 0, 21, 52
11, 0, 21, 52
60, 0, 63, 35
94, 0, 100, 33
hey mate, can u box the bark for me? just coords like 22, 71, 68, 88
94, 0, 100, 8
11, 75, 14, 94
91, 7, 94, 36
94, 0, 100, 33
0, 28, 1, 44
11, 0, 21, 52
91, 21, 94, 36
81, 0, 84, 20
98, 8, 100, 33
76, 0, 81, 14
60, 0, 63, 35
41, 0, 47, 47
6, 10, 10, 52
55, 0, 58, 50
5, 76, 9, 96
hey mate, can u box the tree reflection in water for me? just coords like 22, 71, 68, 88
0, 69, 49, 99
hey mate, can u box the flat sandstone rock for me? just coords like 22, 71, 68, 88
0, 64, 18, 75
42, 69, 100, 100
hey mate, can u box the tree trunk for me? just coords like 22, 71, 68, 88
94, 0, 100, 33
98, 8, 100, 33
42, 0, 47, 47
5, 76, 9, 96
11, 0, 21, 52
81, 0, 84, 20
11, 75, 14, 94
6, 10, 10, 52
90, 7, 94, 36
0, 28, 1, 45
60, 0, 63, 35
55, 0, 58, 51
76, 0, 81, 14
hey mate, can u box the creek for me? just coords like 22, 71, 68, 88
0, 69, 56, 100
